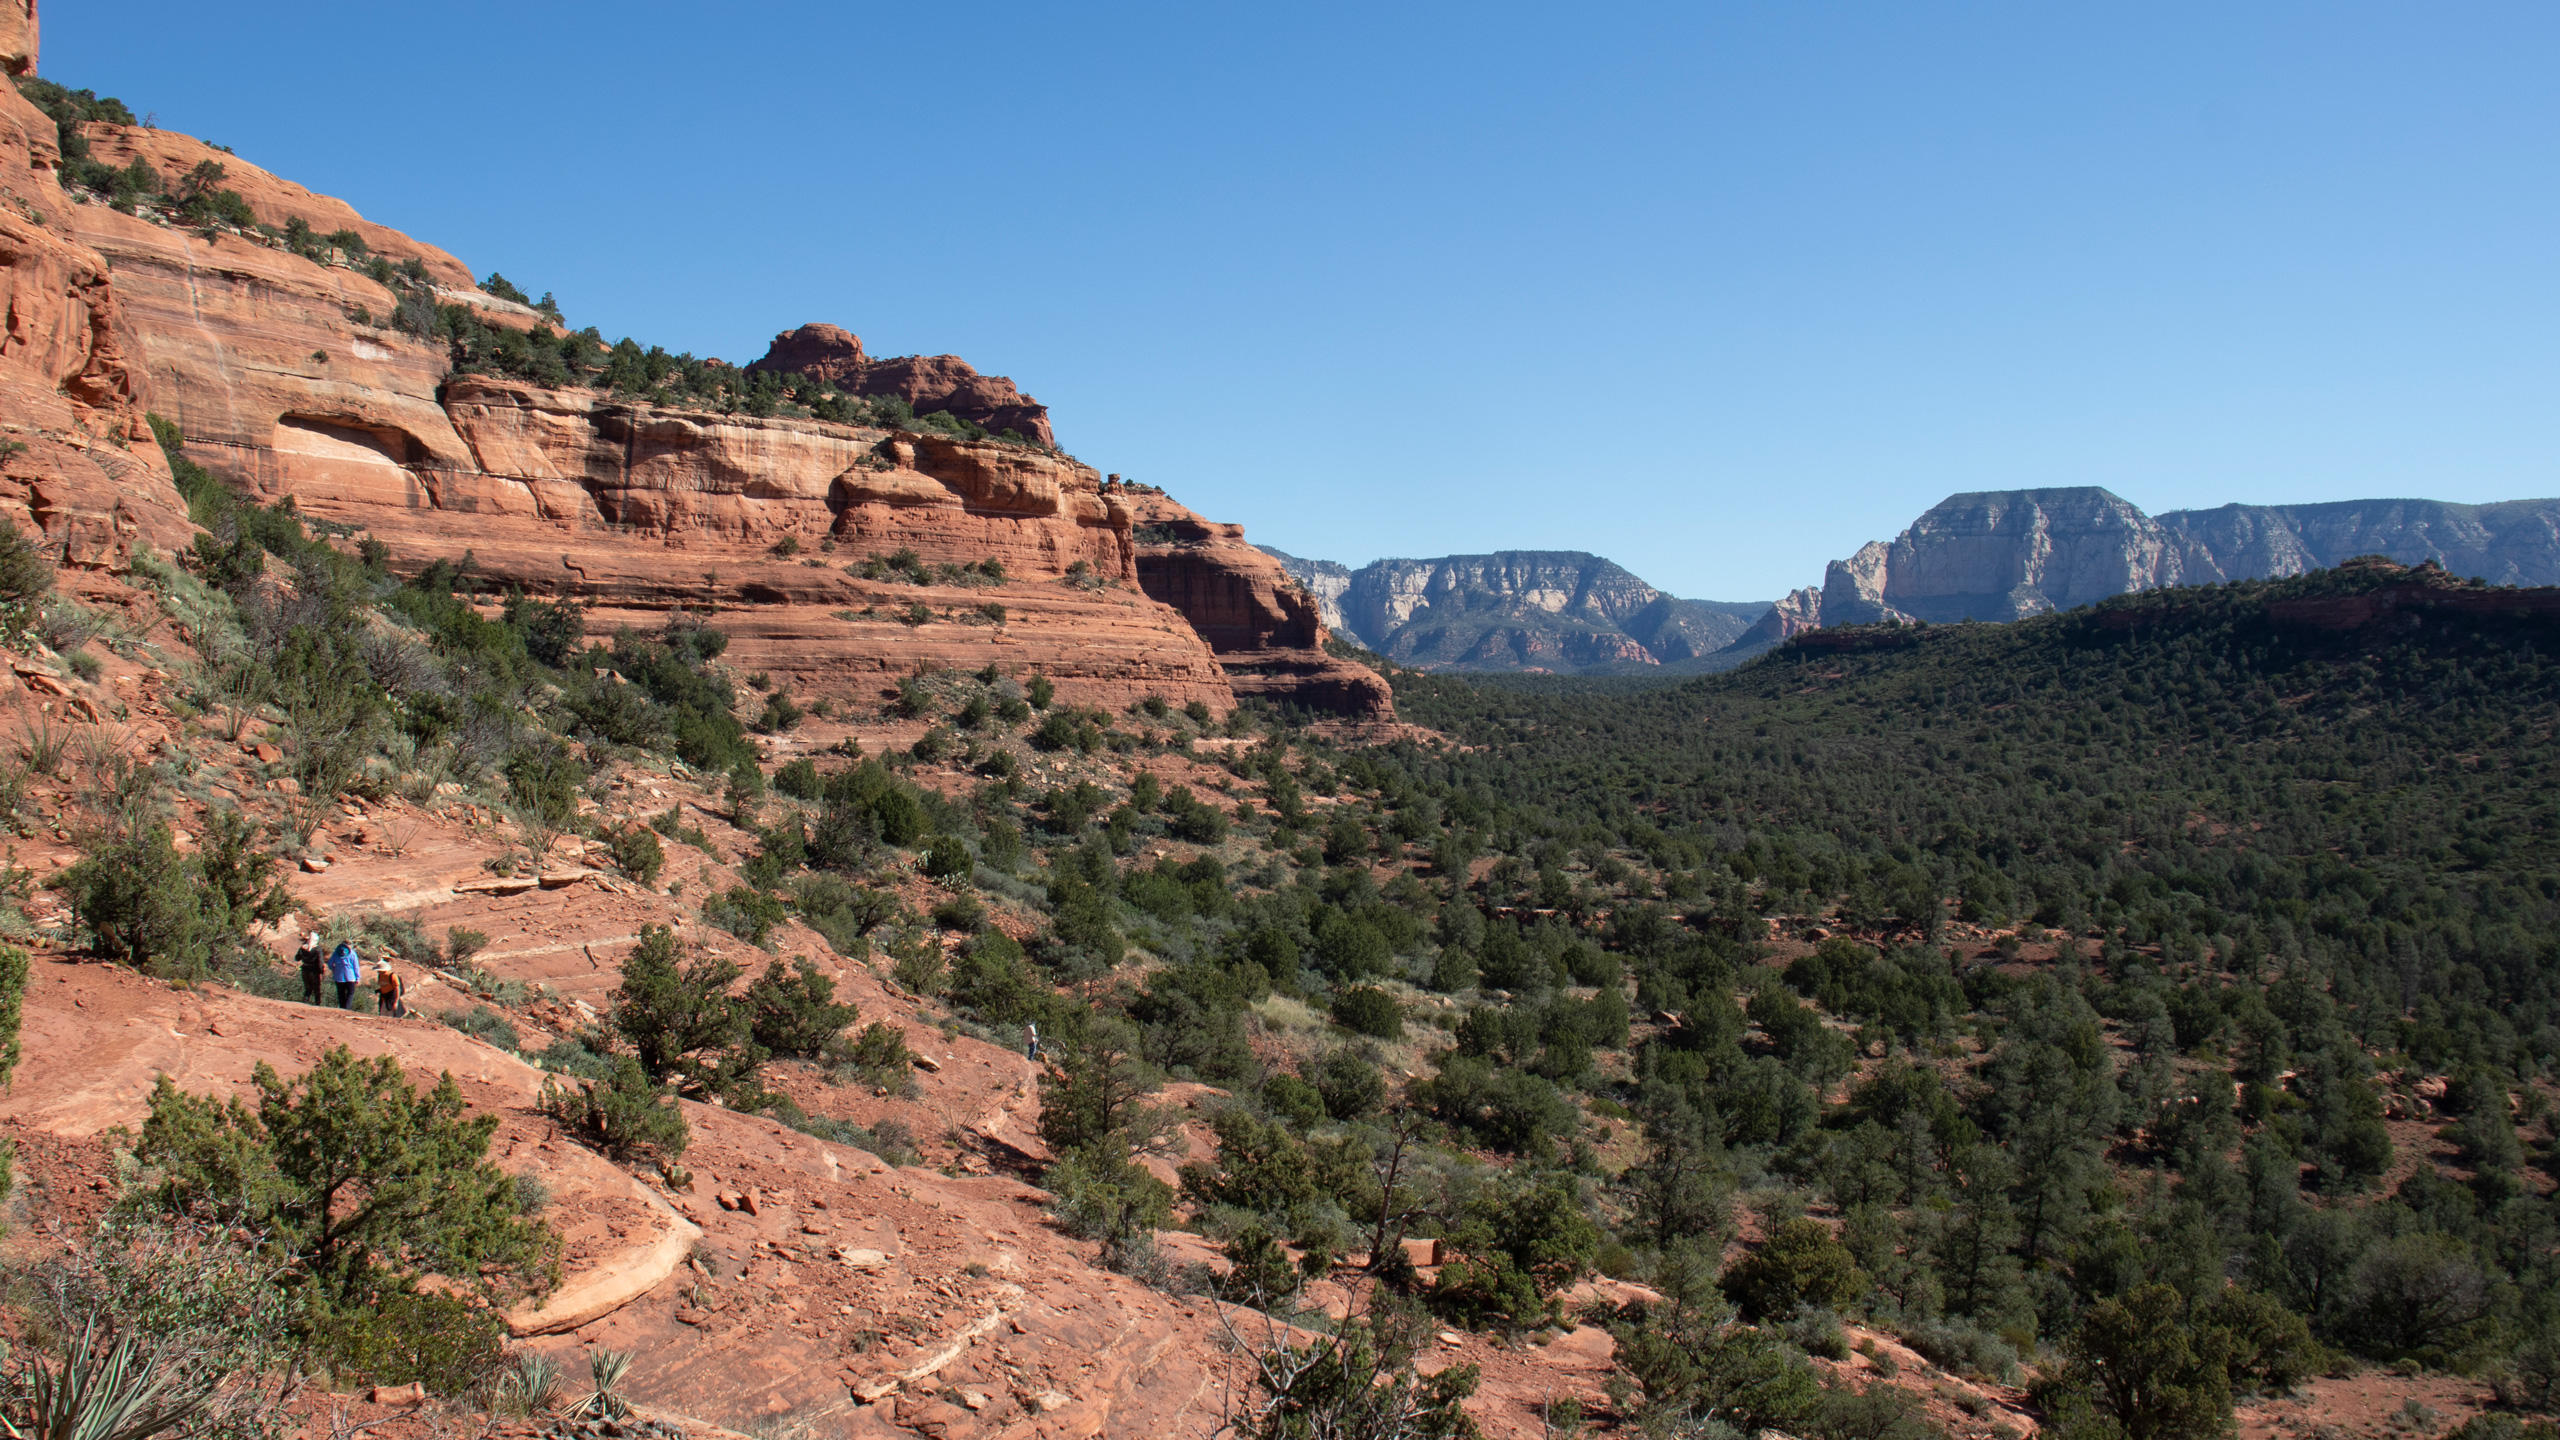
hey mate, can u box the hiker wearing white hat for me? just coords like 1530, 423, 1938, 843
296, 930, 326, 1006
375, 960, 407, 1019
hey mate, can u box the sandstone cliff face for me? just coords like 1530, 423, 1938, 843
11, 98, 1399, 714
1731, 488, 2560, 651
77, 124, 477, 288
1129, 492, 1393, 717
0, 77, 191, 567
0, 2, 31, 77
748, 322, 1057, 448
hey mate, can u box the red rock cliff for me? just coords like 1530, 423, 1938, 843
0, 67, 192, 567
1126, 490, 1394, 718
10, 78, 1372, 716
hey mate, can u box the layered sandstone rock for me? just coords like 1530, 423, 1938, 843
1128, 490, 1393, 717
748, 322, 1056, 447
15, 112, 1276, 712
76, 124, 477, 288
0, 65, 1379, 715
0, 77, 191, 566
0, 1, 31, 76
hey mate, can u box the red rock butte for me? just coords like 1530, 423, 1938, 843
0, 54, 1389, 719
748, 323, 1057, 451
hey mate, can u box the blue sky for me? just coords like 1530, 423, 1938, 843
48, 3, 2560, 601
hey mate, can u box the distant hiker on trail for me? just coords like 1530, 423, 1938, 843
327, 939, 362, 1010
1024, 1022, 1040, 1062
375, 961, 407, 1019
296, 931, 326, 1006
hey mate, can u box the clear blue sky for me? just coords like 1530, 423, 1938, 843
48, 3, 2560, 601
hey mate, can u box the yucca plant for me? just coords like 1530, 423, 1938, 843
563, 1349, 632, 1422
4, 1318, 215, 1440
491, 1352, 564, 1418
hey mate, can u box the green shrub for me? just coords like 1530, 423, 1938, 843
0, 515, 55, 606
608, 925, 765, 1099
536, 1032, 613, 1080
1329, 986, 1403, 1039
892, 942, 948, 995
439, 1004, 521, 1052
746, 955, 858, 1058
1261, 1075, 1326, 1129
923, 834, 973, 879
539, 1054, 689, 1166
703, 885, 787, 946
845, 1021, 918, 1089
932, 891, 986, 932
1031, 711, 1080, 752
20, 1214, 300, 1435
63, 810, 293, 976
306, 1286, 507, 1395
0, 942, 23, 1089
1721, 1219, 1868, 1322
1311, 1047, 1385, 1120
132, 1047, 560, 1324
585, 825, 657, 890
774, 756, 821, 798
504, 744, 587, 836
1219, 1222, 1305, 1309
1899, 1318, 2020, 1384
1046, 1145, 1173, 1244
754, 689, 804, 732
946, 929, 1049, 1023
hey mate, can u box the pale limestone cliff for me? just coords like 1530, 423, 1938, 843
1258, 546, 1351, 634
1726, 488, 2560, 651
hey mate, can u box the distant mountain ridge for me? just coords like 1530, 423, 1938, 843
1724, 490, 2560, 653
1260, 547, 1767, 674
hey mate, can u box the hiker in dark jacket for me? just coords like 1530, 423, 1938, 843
295, 931, 326, 1006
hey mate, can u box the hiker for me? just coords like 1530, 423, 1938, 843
327, 937, 362, 1010
1024, 1021, 1040, 1062
375, 960, 407, 1019
295, 930, 326, 1006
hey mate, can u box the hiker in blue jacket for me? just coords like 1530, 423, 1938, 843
327, 938, 362, 1010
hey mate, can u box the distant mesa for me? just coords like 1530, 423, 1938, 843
1262, 548, 1769, 676
749, 323, 1056, 449
1736, 487, 2560, 650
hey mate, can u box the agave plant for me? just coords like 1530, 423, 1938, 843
3, 1318, 216, 1440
